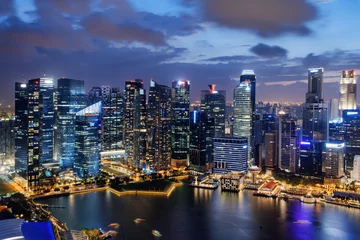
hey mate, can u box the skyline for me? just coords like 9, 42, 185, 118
0, 0, 359, 105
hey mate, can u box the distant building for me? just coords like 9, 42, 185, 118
0, 117, 14, 165
102, 87, 124, 152
329, 117, 344, 142
56, 78, 86, 169
213, 137, 248, 174
264, 131, 279, 169
171, 80, 190, 167
325, 142, 345, 178
339, 70, 356, 116
279, 114, 298, 173
27, 78, 54, 189
147, 80, 172, 168
124, 80, 147, 168
14, 82, 28, 172
343, 110, 360, 172
329, 98, 339, 120
300, 68, 328, 176
74, 102, 102, 178
233, 80, 252, 161
351, 155, 360, 181
87, 87, 102, 105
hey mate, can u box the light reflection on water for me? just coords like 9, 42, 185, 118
37, 184, 360, 240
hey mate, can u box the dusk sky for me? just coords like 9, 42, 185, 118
0, 0, 359, 106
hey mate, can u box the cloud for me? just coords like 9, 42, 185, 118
0, 0, 13, 15
81, 13, 167, 46
250, 43, 288, 58
204, 55, 255, 62
46, 0, 91, 14
195, 40, 213, 48
183, 0, 317, 37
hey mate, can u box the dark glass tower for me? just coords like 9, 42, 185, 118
343, 110, 360, 172
15, 82, 28, 172
279, 113, 298, 173
147, 80, 171, 169
56, 78, 86, 169
102, 87, 125, 152
300, 68, 328, 176
74, 102, 102, 179
171, 80, 190, 167
27, 78, 54, 189
124, 80, 147, 168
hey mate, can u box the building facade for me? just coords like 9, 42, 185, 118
339, 70, 356, 115
14, 82, 28, 172
325, 142, 345, 178
171, 80, 190, 167
213, 137, 248, 174
56, 78, 86, 169
343, 110, 360, 172
74, 102, 102, 179
279, 113, 298, 173
147, 80, 172, 169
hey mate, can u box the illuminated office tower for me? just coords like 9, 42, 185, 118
279, 113, 298, 173
27, 78, 54, 189
329, 98, 339, 120
325, 142, 345, 178
171, 80, 190, 167
74, 102, 102, 179
147, 80, 171, 168
240, 70, 256, 158
56, 78, 86, 169
124, 80, 147, 168
233, 80, 251, 161
87, 87, 102, 105
339, 70, 356, 115
0, 117, 14, 166
343, 110, 360, 172
15, 82, 28, 172
300, 68, 328, 176
102, 87, 124, 152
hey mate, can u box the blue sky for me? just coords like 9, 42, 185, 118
0, 0, 359, 105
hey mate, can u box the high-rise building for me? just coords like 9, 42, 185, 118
329, 117, 344, 142
233, 80, 251, 161
56, 78, 86, 169
87, 87, 102, 105
200, 84, 226, 167
171, 80, 190, 167
124, 80, 147, 168
213, 137, 248, 174
300, 68, 328, 176
343, 110, 360, 172
329, 98, 339, 120
264, 131, 279, 168
351, 155, 360, 181
339, 70, 356, 116
14, 82, 28, 172
0, 117, 14, 165
325, 142, 345, 178
27, 78, 54, 189
102, 87, 124, 152
74, 102, 102, 179
147, 80, 171, 168
279, 113, 298, 173
189, 110, 213, 172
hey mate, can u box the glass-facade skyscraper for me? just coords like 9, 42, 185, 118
27, 78, 54, 189
74, 102, 102, 179
56, 78, 86, 169
233, 80, 251, 162
343, 110, 360, 172
124, 80, 147, 168
171, 80, 190, 167
15, 82, 28, 172
279, 113, 298, 173
147, 80, 171, 169
300, 68, 328, 176
339, 70, 356, 115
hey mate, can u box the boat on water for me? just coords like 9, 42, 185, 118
108, 223, 120, 229
134, 218, 146, 223
294, 220, 311, 224
152, 230, 162, 237
301, 194, 316, 204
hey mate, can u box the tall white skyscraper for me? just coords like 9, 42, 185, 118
339, 70, 356, 115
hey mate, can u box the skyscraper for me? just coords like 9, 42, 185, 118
233, 80, 251, 161
171, 80, 190, 167
102, 87, 124, 152
329, 98, 339, 120
339, 70, 356, 115
15, 82, 28, 172
56, 78, 86, 169
87, 87, 102, 105
147, 80, 171, 169
325, 142, 345, 178
74, 102, 102, 179
124, 80, 146, 168
27, 78, 54, 189
343, 110, 360, 172
300, 68, 328, 176
279, 113, 298, 173
0, 117, 14, 166
264, 131, 279, 168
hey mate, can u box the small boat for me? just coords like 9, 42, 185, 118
301, 194, 316, 204
134, 218, 146, 223
293, 220, 311, 224
108, 223, 120, 229
152, 230, 162, 237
